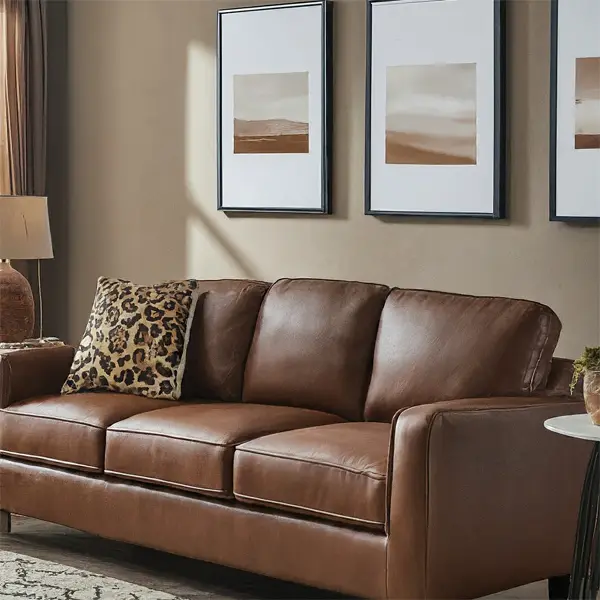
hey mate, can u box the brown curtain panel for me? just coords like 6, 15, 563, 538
0, 0, 47, 197
0, 2, 10, 191
0, 0, 47, 334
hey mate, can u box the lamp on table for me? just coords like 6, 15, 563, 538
0, 195, 53, 342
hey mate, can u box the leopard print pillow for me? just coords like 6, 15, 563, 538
61, 277, 200, 400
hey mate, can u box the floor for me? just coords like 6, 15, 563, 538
0, 515, 549, 600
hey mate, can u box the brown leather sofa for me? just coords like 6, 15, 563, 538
0, 278, 592, 599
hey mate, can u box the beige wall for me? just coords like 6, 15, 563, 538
67, 0, 599, 357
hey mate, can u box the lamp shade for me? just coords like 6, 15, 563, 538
0, 196, 53, 259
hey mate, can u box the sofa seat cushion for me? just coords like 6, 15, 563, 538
104, 403, 344, 497
234, 422, 390, 530
0, 394, 178, 472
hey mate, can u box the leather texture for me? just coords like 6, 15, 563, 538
243, 278, 389, 420
0, 279, 587, 599
387, 395, 589, 599
546, 357, 581, 396
0, 459, 388, 599
181, 280, 269, 402
105, 403, 343, 496
0, 394, 179, 471
365, 289, 562, 421
234, 422, 389, 530
0, 345, 75, 408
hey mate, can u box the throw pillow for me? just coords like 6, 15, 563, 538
61, 277, 200, 400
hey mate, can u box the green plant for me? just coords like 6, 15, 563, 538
571, 346, 600, 393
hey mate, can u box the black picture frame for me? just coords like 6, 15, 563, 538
364, 0, 507, 219
549, 0, 600, 223
216, 1, 333, 214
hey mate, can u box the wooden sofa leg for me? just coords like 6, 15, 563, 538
548, 575, 570, 599
0, 510, 11, 534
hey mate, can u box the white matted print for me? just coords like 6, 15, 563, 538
551, 0, 600, 220
365, 0, 505, 218
217, 2, 332, 213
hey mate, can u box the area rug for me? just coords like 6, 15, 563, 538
0, 550, 179, 599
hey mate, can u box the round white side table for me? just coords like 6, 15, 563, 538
545, 414, 600, 600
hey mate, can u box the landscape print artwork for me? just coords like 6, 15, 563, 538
233, 72, 309, 154
575, 57, 600, 150
386, 63, 477, 165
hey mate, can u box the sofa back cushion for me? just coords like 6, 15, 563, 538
243, 278, 389, 420
364, 289, 562, 422
182, 279, 269, 402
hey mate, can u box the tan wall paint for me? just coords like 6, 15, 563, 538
68, 0, 599, 357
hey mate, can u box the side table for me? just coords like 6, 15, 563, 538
0, 338, 63, 353
545, 414, 600, 600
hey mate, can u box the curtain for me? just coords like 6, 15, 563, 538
0, 0, 47, 197
0, 0, 47, 336
0, 2, 10, 191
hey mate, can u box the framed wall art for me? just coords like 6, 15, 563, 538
550, 0, 600, 221
365, 0, 506, 218
217, 1, 333, 214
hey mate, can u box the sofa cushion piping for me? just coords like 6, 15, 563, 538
234, 492, 384, 528
236, 447, 386, 480
0, 449, 100, 472
104, 469, 229, 497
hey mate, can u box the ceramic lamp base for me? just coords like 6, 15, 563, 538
0, 261, 35, 343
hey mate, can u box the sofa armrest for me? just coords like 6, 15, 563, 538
386, 395, 590, 600
546, 357, 582, 397
0, 346, 75, 408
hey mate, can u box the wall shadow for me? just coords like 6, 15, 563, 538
62, 0, 600, 356
187, 190, 260, 280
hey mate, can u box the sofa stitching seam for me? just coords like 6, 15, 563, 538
528, 311, 552, 392
107, 427, 233, 447
234, 492, 384, 527
237, 448, 387, 480
0, 409, 106, 430
0, 449, 100, 471
104, 469, 228, 495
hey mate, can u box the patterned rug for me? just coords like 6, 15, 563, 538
0, 550, 179, 599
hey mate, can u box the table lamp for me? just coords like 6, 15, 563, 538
0, 196, 53, 342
